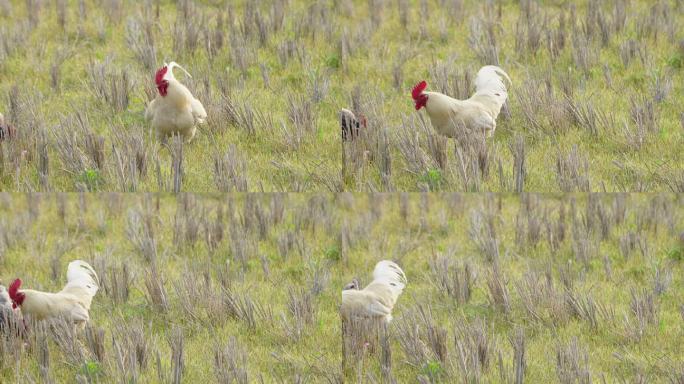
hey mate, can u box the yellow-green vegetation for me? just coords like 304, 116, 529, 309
0, 0, 682, 192
0, 193, 682, 382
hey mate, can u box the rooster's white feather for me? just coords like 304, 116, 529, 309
341, 260, 407, 323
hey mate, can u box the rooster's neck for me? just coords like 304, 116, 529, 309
425, 92, 462, 115
163, 81, 192, 108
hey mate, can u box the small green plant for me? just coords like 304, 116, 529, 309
668, 245, 683, 261
80, 361, 103, 378
420, 168, 445, 190
421, 360, 445, 380
325, 54, 340, 69
324, 244, 340, 261
667, 53, 683, 69
77, 169, 104, 191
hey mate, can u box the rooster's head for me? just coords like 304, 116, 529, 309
155, 66, 169, 96
412, 80, 428, 111
8, 279, 24, 309
155, 62, 193, 97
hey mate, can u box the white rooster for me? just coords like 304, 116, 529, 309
412, 65, 512, 138
7, 260, 99, 329
145, 62, 207, 143
341, 260, 407, 324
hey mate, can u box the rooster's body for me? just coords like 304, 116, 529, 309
413, 66, 511, 138
145, 62, 206, 143
341, 260, 407, 323
8, 260, 99, 328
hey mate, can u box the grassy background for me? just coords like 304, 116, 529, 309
0, 193, 682, 382
0, 0, 681, 192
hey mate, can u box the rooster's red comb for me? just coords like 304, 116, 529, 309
155, 66, 168, 85
412, 81, 427, 101
8, 279, 21, 299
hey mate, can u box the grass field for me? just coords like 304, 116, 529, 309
0, 193, 682, 382
0, 0, 682, 192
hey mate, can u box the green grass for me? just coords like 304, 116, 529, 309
0, 0, 681, 192
0, 193, 682, 382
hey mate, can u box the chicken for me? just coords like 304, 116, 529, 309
341, 260, 407, 323
412, 65, 511, 138
340, 108, 375, 171
0, 113, 16, 142
8, 260, 99, 328
145, 62, 207, 143
340, 109, 367, 142
0, 284, 12, 327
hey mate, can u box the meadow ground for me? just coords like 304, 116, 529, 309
0, 193, 682, 382
0, 0, 682, 192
